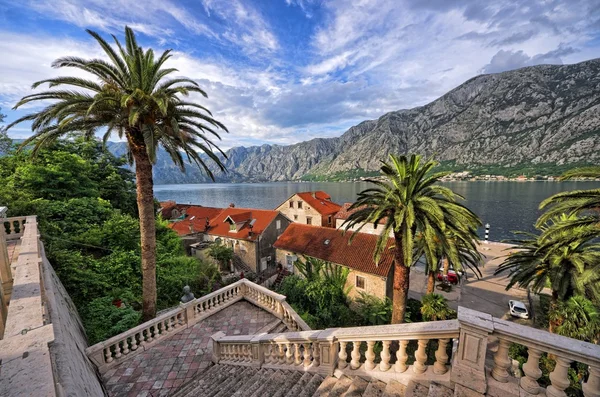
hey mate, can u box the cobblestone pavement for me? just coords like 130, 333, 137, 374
103, 301, 279, 397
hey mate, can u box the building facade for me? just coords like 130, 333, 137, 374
334, 202, 393, 236
275, 191, 341, 228
273, 223, 394, 300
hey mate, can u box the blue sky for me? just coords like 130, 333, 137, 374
0, 0, 599, 150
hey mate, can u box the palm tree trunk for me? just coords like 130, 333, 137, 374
443, 256, 449, 275
392, 235, 410, 324
426, 270, 435, 294
131, 143, 157, 322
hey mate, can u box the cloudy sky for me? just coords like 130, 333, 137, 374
0, 0, 599, 149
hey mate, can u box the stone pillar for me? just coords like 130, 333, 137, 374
211, 331, 226, 364
316, 329, 338, 376
0, 225, 12, 306
451, 307, 494, 396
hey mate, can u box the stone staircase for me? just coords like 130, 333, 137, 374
172, 364, 453, 396
271, 269, 291, 289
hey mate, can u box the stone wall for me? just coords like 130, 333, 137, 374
274, 248, 390, 300
277, 194, 328, 227
41, 252, 106, 397
335, 219, 392, 236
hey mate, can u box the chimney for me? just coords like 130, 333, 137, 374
311, 192, 316, 198
229, 203, 235, 208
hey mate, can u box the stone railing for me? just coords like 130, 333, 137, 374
212, 307, 600, 397
3, 216, 26, 240
86, 278, 310, 372
212, 320, 459, 381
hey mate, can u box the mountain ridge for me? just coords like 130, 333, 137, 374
106, 58, 600, 183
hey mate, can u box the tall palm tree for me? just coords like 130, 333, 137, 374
7, 27, 228, 321
343, 154, 482, 323
495, 215, 600, 332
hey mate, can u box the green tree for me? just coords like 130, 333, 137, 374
7, 27, 228, 320
207, 243, 233, 271
495, 215, 600, 332
549, 295, 599, 343
343, 154, 481, 323
420, 293, 456, 321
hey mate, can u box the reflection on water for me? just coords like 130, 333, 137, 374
154, 181, 600, 240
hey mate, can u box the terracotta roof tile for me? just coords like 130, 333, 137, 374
208, 208, 280, 241
334, 203, 387, 225
273, 223, 395, 277
293, 191, 342, 216
165, 204, 225, 236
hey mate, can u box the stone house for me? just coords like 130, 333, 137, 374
273, 223, 395, 300
334, 202, 392, 236
275, 191, 341, 228
200, 207, 291, 274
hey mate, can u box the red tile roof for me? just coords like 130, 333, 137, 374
273, 223, 395, 277
334, 203, 387, 225
165, 204, 225, 236
286, 191, 342, 216
207, 208, 281, 241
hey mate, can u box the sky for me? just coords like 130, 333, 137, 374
0, 0, 599, 150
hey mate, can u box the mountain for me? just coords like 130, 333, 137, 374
108, 59, 600, 184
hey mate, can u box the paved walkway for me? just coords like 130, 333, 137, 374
103, 301, 279, 397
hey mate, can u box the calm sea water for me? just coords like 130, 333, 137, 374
154, 181, 600, 240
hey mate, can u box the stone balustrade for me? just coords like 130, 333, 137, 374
86, 278, 311, 372
3, 216, 27, 240
212, 307, 600, 397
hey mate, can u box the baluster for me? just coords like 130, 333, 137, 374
395, 340, 409, 373
247, 344, 253, 362
207, 298, 212, 310
225, 345, 232, 361
365, 341, 376, 370
380, 340, 391, 371
121, 338, 130, 355
131, 334, 139, 351
278, 344, 286, 364
312, 342, 320, 367
271, 343, 278, 363
294, 343, 302, 365
583, 365, 600, 397
264, 344, 271, 364
224, 290, 229, 302
338, 341, 348, 369
520, 347, 543, 394
433, 339, 450, 375
492, 338, 512, 382
547, 357, 572, 397
303, 343, 312, 368
222, 345, 228, 361
350, 341, 361, 369
114, 342, 122, 359
286, 343, 294, 364
105, 348, 114, 363
413, 339, 428, 374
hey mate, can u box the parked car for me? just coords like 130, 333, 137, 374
436, 270, 458, 284
508, 300, 529, 319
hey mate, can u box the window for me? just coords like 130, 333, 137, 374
289, 201, 294, 208
356, 275, 366, 289
328, 215, 332, 225
276, 220, 281, 229
306, 217, 312, 225
229, 223, 236, 231
298, 201, 303, 209
294, 215, 298, 221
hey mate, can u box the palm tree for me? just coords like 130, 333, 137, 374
421, 293, 455, 321
495, 216, 600, 332
549, 295, 599, 343
343, 154, 481, 323
7, 27, 228, 321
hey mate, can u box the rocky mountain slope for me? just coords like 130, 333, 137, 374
110, 59, 600, 184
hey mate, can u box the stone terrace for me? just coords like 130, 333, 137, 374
103, 301, 280, 397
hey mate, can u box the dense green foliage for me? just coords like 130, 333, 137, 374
207, 243, 234, 270
420, 293, 456, 321
0, 139, 218, 343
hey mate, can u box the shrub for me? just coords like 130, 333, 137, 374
82, 296, 141, 345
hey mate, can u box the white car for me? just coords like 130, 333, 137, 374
508, 300, 529, 319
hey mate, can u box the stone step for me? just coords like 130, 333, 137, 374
271, 322, 288, 333
297, 373, 325, 397
311, 376, 340, 397
428, 382, 453, 397
210, 366, 257, 397
382, 380, 407, 397
257, 318, 284, 334
190, 365, 240, 396
328, 376, 354, 397
363, 379, 387, 397
250, 369, 289, 397
230, 368, 271, 397
341, 376, 370, 397
238, 368, 275, 397
405, 380, 429, 397
272, 371, 304, 397
284, 372, 317, 397
172, 364, 222, 396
